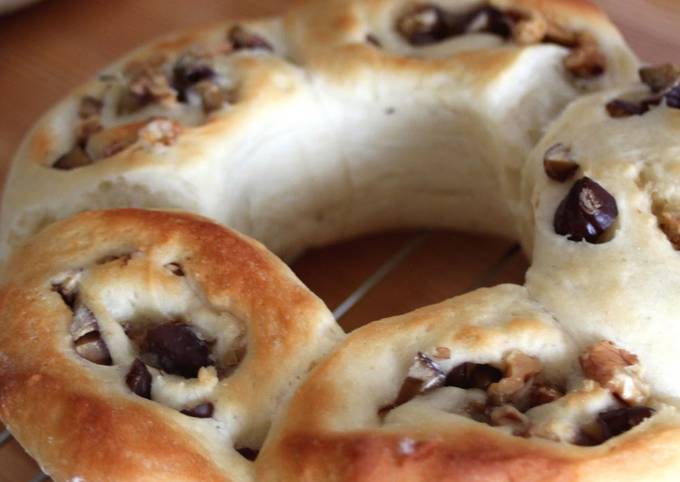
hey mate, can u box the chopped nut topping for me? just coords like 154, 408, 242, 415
511, 11, 547, 45
544, 20, 578, 47
489, 404, 529, 435
553, 177, 618, 243
194, 80, 233, 113
138, 118, 182, 146
529, 383, 563, 408
118, 53, 175, 115
580, 341, 649, 405
655, 206, 680, 250
563, 33, 605, 78
606, 98, 653, 118
640, 64, 680, 93
488, 351, 542, 405
395, 352, 445, 405
228, 25, 273, 51
543, 143, 579, 182
606, 64, 680, 118
434, 346, 451, 359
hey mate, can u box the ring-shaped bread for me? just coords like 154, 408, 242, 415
0, 209, 343, 482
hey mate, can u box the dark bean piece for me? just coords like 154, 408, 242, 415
397, 4, 450, 46
467, 6, 513, 38
366, 34, 382, 48
181, 402, 214, 418
143, 322, 213, 378
446, 362, 503, 390
665, 84, 680, 109
172, 61, 215, 102
236, 447, 259, 461
126, 358, 152, 399
597, 406, 654, 442
639, 64, 680, 93
605, 99, 649, 118
75, 332, 113, 365
52, 277, 79, 308
543, 143, 579, 182
53, 145, 92, 170
116, 89, 152, 116
553, 177, 618, 243
228, 26, 272, 51
165, 262, 185, 276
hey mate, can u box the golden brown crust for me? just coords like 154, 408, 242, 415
0, 209, 343, 482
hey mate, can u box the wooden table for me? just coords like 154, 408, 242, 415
0, 1, 679, 480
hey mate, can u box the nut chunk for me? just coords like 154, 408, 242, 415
395, 352, 445, 405
488, 350, 542, 405
580, 341, 649, 405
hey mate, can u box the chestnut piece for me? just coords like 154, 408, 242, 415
553, 177, 618, 243
126, 358, 152, 399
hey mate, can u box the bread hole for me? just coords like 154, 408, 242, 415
382, 341, 655, 446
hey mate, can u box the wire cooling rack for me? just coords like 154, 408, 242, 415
0, 230, 526, 481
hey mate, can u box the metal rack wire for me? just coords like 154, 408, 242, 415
0, 231, 520, 481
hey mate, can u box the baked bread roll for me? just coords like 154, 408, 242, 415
0, 209, 343, 482
257, 285, 680, 481
522, 64, 680, 400
0, 0, 637, 261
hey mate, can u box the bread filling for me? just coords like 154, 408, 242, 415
384, 341, 655, 445
52, 25, 273, 170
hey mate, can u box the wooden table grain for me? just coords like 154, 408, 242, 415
0, 1, 679, 481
